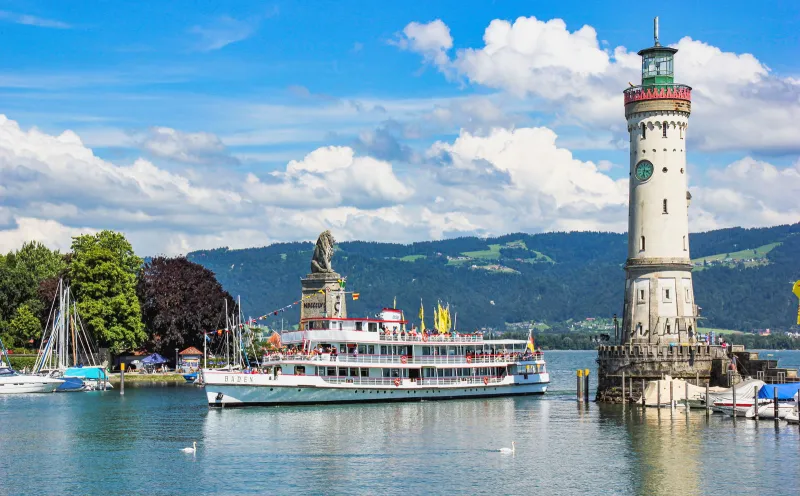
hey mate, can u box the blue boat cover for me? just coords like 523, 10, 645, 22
56, 377, 85, 391
758, 383, 800, 400
64, 366, 108, 380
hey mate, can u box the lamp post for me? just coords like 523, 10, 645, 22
175, 348, 179, 372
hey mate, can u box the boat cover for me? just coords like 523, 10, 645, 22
56, 377, 85, 391
64, 366, 108, 380
757, 383, 800, 400
706, 378, 765, 404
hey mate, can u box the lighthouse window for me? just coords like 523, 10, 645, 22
641, 123, 646, 139
640, 236, 646, 251
662, 122, 668, 138
663, 199, 668, 214
638, 290, 645, 302
680, 127, 684, 139
683, 236, 687, 251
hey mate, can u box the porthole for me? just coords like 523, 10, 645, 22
680, 168, 684, 174
270, 388, 273, 391
662, 167, 668, 173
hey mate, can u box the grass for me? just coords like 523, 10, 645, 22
462, 244, 503, 260
398, 254, 426, 262
109, 373, 186, 383
693, 242, 781, 267
698, 327, 744, 335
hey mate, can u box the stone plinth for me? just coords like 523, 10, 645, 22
596, 344, 728, 403
300, 272, 347, 321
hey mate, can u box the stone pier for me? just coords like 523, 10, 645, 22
596, 343, 729, 403
300, 272, 347, 321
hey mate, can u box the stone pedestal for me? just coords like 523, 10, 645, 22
300, 272, 347, 321
596, 343, 728, 403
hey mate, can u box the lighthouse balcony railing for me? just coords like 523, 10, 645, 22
624, 83, 692, 104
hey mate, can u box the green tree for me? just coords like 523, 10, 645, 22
7, 305, 41, 346
69, 231, 145, 353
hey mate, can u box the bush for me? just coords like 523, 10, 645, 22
7, 356, 36, 370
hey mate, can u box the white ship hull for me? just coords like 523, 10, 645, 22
203, 371, 549, 407
0, 374, 63, 394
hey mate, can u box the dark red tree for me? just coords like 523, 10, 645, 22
137, 257, 233, 354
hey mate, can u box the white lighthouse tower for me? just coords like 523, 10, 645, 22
621, 18, 696, 345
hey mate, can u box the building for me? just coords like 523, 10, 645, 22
621, 17, 696, 345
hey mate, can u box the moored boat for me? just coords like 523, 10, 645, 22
0, 338, 63, 394
203, 309, 549, 407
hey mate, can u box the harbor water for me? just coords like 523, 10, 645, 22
1, 351, 799, 495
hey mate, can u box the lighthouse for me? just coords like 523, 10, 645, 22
621, 18, 696, 345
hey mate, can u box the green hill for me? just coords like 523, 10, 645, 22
188, 223, 800, 333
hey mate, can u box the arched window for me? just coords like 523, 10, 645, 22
663, 199, 668, 214
679, 126, 684, 139
662, 122, 668, 138
640, 236, 646, 251
641, 123, 646, 139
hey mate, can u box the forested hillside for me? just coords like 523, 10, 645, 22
188, 223, 800, 333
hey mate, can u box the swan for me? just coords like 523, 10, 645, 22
181, 441, 197, 454
498, 441, 515, 454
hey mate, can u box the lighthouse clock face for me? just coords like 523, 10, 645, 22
635, 160, 654, 182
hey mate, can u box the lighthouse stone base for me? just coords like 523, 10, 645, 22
595, 344, 730, 403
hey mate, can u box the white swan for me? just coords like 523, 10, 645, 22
181, 441, 197, 453
498, 441, 515, 454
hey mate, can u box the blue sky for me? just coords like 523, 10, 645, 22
0, 1, 798, 255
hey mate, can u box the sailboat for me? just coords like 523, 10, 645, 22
34, 279, 112, 392
0, 336, 63, 394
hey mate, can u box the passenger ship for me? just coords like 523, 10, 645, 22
203, 308, 549, 407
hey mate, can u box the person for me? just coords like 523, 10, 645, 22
353, 346, 359, 358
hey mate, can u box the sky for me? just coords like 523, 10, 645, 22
0, 0, 798, 256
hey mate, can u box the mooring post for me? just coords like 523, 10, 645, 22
695, 371, 699, 386
120, 362, 125, 396
622, 371, 626, 403
705, 383, 710, 416
773, 387, 779, 420
577, 369, 583, 402
732, 381, 737, 419
657, 380, 661, 409
641, 379, 646, 407
670, 380, 674, 410
584, 369, 590, 403
685, 378, 689, 409
754, 385, 760, 420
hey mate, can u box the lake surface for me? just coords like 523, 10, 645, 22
1, 350, 799, 495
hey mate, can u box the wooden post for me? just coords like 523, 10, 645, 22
584, 369, 590, 403
657, 380, 661, 409
754, 385, 759, 420
705, 383, 710, 416
641, 379, 646, 407
621, 371, 626, 403
629, 376, 633, 401
685, 378, 689, 408
732, 381, 737, 419
577, 369, 583, 402
120, 362, 125, 396
695, 371, 699, 386
669, 380, 674, 409
773, 387, 779, 420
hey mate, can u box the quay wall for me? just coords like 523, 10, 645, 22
596, 344, 730, 403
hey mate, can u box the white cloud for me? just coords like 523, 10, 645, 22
397, 17, 800, 154
140, 127, 237, 165
0, 10, 71, 29
0, 115, 796, 257
692, 157, 800, 231
190, 16, 258, 51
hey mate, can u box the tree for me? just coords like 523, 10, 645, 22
137, 257, 233, 354
69, 231, 146, 353
7, 305, 41, 346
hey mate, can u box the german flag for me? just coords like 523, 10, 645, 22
352, 293, 360, 300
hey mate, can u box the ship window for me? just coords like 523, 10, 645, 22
640, 236, 646, 251
641, 123, 646, 139
662, 122, 668, 138
368, 322, 377, 332
380, 346, 387, 355
663, 199, 668, 214
327, 367, 336, 376
360, 368, 368, 377
356, 321, 363, 331
367, 345, 374, 354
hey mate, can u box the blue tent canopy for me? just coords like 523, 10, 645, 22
141, 353, 168, 365
758, 383, 800, 400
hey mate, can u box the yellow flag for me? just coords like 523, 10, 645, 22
418, 300, 425, 331
527, 331, 536, 352
393, 296, 397, 309
793, 280, 800, 325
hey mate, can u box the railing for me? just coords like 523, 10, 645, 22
378, 333, 484, 343
261, 353, 545, 365
417, 376, 504, 386
319, 375, 506, 387
321, 376, 400, 386
623, 83, 692, 104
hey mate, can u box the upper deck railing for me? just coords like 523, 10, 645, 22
378, 333, 484, 343
624, 83, 692, 105
260, 352, 545, 365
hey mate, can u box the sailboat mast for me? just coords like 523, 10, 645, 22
225, 299, 230, 368
71, 312, 77, 366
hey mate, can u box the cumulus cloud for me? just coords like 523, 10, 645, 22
396, 16, 800, 154
0, 10, 71, 29
691, 157, 800, 231
139, 127, 239, 165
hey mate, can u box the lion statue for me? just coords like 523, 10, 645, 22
310, 230, 336, 273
